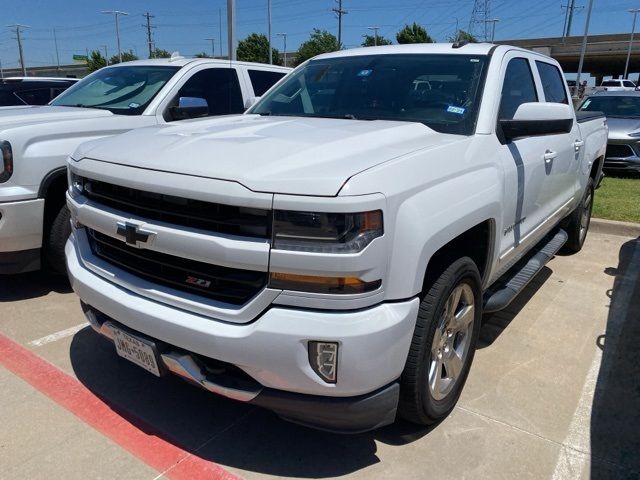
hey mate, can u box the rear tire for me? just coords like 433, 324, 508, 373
398, 257, 482, 425
563, 178, 594, 254
45, 204, 71, 275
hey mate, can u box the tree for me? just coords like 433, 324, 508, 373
194, 52, 209, 58
294, 29, 340, 66
449, 30, 478, 43
396, 23, 434, 44
361, 34, 392, 47
87, 50, 107, 73
237, 33, 283, 65
108, 50, 139, 65
151, 48, 171, 59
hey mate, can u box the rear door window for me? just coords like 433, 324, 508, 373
623, 80, 636, 88
535, 61, 568, 104
248, 69, 286, 96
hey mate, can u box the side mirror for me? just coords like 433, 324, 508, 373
499, 102, 574, 142
244, 96, 260, 110
171, 96, 208, 120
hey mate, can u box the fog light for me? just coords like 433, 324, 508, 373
308, 341, 338, 384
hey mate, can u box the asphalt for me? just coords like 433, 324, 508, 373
0, 230, 639, 480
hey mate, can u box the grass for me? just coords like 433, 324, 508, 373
593, 175, 640, 224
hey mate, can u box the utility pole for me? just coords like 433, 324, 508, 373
469, 0, 490, 41
625, 9, 640, 79
277, 33, 287, 67
485, 18, 499, 42
143, 12, 155, 58
8, 24, 29, 76
101, 45, 109, 65
575, 0, 594, 95
367, 26, 380, 46
267, 0, 272, 64
53, 28, 60, 73
227, 0, 236, 60
332, 0, 347, 48
102, 10, 129, 63
205, 37, 216, 57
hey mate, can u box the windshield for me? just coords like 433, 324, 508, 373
250, 54, 488, 135
50, 65, 180, 115
580, 95, 640, 118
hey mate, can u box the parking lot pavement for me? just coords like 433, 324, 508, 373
1, 230, 639, 480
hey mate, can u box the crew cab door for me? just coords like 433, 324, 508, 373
533, 60, 581, 209
495, 55, 558, 269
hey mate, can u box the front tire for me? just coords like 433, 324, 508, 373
563, 177, 594, 254
45, 204, 71, 275
398, 257, 482, 425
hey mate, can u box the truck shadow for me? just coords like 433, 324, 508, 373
69, 327, 434, 478
590, 237, 640, 478
0, 271, 71, 302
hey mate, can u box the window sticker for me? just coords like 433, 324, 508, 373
128, 102, 140, 108
446, 105, 465, 115
357, 69, 373, 77
581, 99, 591, 109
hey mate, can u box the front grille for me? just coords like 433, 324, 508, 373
87, 229, 267, 305
606, 144, 635, 159
82, 178, 271, 238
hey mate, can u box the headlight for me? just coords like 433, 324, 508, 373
272, 210, 383, 253
0, 141, 13, 183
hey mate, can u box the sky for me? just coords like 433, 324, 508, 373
0, 0, 636, 69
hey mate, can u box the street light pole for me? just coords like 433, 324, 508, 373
276, 33, 287, 67
624, 8, 640, 79
205, 37, 216, 57
575, 0, 594, 94
485, 18, 499, 42
227, 0, 236, 61
367, 26, 380, 46
53, 28, 60, 73
101, 45, 109, 65
102, 10, 129, 63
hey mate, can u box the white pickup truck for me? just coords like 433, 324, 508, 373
0, 58, 289, 274
65, 44, 607, 433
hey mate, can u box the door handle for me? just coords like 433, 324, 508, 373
573, 140, 585, 151
543, 150, 557, 163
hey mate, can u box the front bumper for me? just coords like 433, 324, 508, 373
66, 232, 419, 430
0, 198, 44, 274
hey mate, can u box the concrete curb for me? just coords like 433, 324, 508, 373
591, 218, 640, 237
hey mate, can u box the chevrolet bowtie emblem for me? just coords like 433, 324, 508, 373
116, 221, 155, 247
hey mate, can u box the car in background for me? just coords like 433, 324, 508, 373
579, 91, 640, 174
598, 79, 637, 92
0, 77, 79, 106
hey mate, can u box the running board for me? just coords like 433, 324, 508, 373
483, 229, 568, 313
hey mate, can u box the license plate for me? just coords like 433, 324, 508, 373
111, 324, 161, 377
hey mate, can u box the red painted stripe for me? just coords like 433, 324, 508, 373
0, 333, 239, 480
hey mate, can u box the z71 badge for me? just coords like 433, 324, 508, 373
185, 276, 212, 288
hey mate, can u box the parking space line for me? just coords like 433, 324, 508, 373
28, 322, 89, 347
0, 333, 239, 480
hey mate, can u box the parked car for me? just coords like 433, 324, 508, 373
597, 79, 637, 92
0, 58, 290, 275
579, 91, 640, 174
0, 77, 79, 106
65, 44, 607, 433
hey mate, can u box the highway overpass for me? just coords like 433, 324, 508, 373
496, 33, 640, 83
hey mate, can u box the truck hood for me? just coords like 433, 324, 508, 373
0, 105, 112, 130
78, 115, 464, 196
